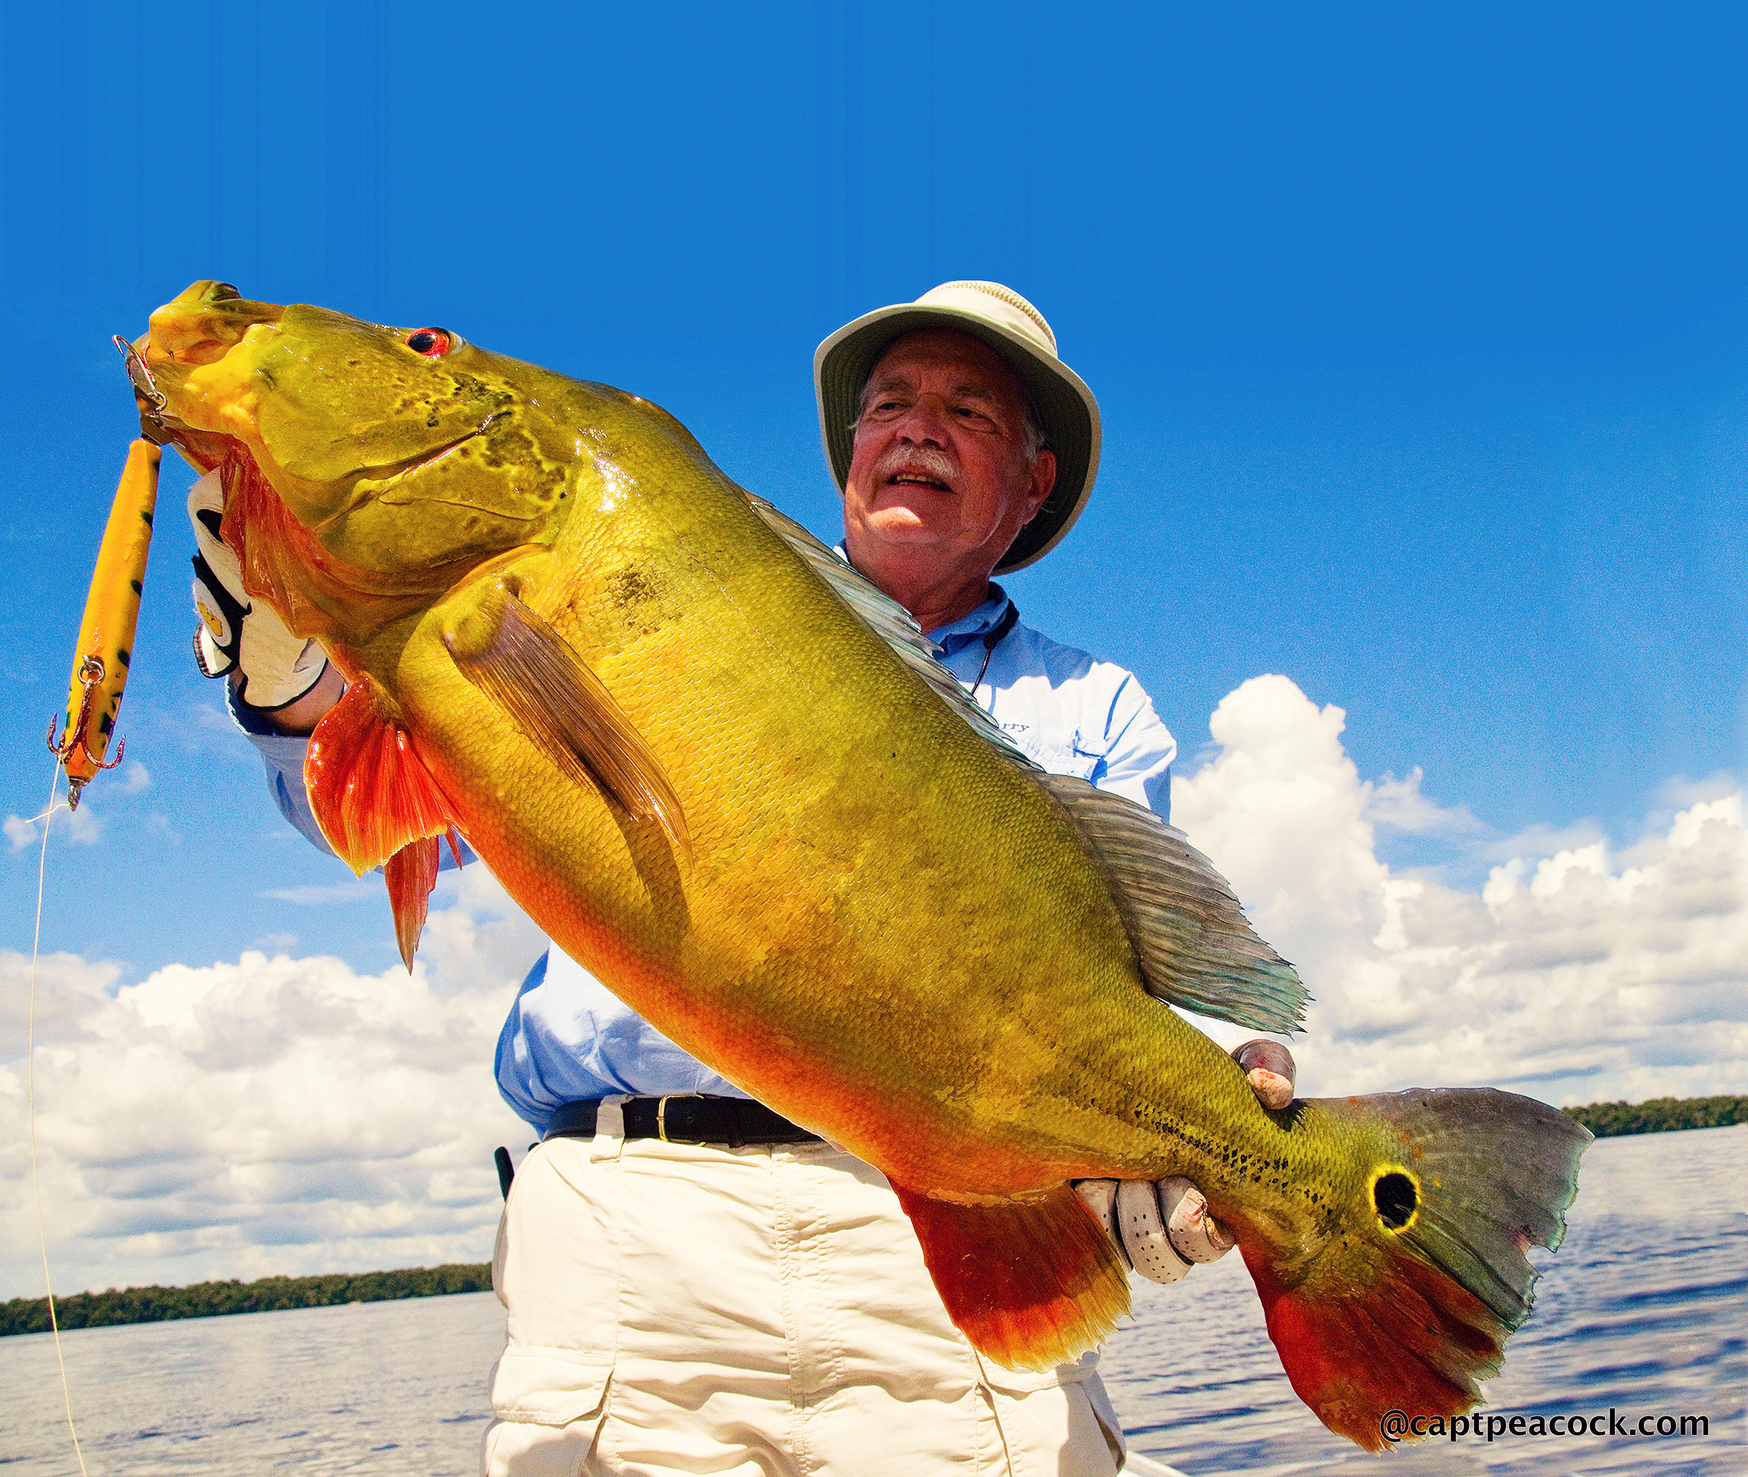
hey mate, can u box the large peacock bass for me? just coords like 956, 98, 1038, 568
130, 281, 1587, 1451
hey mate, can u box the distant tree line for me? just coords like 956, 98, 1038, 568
7, 1091, 1745, 1337
0, 1262, 491, 1338
1564, 1094, 1747, 1138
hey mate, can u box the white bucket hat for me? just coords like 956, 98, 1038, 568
813, 281, 1101, 573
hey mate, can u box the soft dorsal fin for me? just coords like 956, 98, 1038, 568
744, 493, 1033, 766
745, 492, 1305, 1034
1038, 774, 1308, 1033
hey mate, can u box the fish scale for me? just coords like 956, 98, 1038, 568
130, 279, 1590, 1450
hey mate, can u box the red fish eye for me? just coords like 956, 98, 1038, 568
406, 328, 451, 357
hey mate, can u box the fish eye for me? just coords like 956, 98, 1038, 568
406, 328, 453, 357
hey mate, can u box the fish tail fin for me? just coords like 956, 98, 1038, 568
892, 1181, 1131, 1371
1247, 1088, 1590, 1450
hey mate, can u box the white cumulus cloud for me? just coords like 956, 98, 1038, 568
5, 676, 1742, 1301
259, 880, 381, 905
1173, 675, 1747, 1107
1, 865, 546, 1300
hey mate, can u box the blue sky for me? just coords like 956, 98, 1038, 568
4, 3, 1743, 974
1, 4, 1744, 1294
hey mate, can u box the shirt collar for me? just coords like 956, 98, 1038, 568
926, 583, 1012, 648
830, 544, 1012, 649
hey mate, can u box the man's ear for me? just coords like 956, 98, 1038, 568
1022, 449, 1058, 523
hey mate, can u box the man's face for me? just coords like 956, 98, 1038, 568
842, 330, 1056, 576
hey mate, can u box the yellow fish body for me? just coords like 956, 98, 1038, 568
136, 281, 1588, 1450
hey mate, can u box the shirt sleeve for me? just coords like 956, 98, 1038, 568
228, 688, 337, 856
1090, 673, 1177, 820
229, 687, 475, 868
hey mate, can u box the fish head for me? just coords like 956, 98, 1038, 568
139, 281, 573, 578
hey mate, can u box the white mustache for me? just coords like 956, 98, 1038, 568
873, 445, 955, 486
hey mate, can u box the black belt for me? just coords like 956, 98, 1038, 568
543, 1095, 823, 1147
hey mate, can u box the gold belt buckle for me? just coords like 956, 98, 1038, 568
656, 1094, 702, 1143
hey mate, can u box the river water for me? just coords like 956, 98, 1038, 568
2, 1126, 1743, 1476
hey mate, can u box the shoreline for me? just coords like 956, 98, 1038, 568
7, 1095, 1742, 1336
1, 1263, 491, 1339
1562, 1092, 1746, 1139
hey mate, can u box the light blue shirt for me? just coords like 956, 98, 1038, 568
245, 583, 1176, 1133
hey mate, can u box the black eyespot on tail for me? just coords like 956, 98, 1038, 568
1374, 1171, 1418, 1229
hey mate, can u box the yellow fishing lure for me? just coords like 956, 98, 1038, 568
50, 438, 161, 808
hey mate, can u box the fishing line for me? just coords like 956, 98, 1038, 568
27, 753, 92, 1477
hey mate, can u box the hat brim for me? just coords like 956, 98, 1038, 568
813, 303, 1101, 573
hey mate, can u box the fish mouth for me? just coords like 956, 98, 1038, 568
355, 412, 509, 508
135, 392, 501, 526
145, 280, 286, 367
127, 281, 293, 468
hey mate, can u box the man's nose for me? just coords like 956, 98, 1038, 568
894, 395, 951, 444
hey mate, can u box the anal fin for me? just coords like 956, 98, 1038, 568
442, 578, 689, 859
304, 677, 465, 969
892, 1182, 1131, 1372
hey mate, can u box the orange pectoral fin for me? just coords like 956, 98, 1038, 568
892, 1182, 1131, 1373
305, 678, 464, 968
441, 579, 689, 861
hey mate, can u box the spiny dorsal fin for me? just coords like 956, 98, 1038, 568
743, 493, 1034, 766
745, 491, 1304, 1033
1037, 773, 1309, 1034
442, 580, 690, 860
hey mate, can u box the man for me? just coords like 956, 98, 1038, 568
195, 280, 1293, 1474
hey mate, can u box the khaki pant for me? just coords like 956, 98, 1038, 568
483, 1098, 1127, 1475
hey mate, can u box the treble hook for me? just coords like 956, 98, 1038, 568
47, 651, 125, 810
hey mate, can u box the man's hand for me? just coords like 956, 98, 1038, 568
1074, 1038, 1297, 1284
188, 468, 330, 711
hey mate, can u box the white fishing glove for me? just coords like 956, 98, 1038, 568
1076, 1038, 1296, 1285
187, 469, 329, 710
1075, 1176, 1235, 1284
